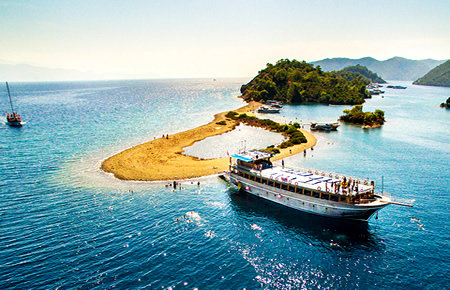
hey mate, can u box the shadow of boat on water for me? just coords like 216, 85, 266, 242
226, 188, 384, 252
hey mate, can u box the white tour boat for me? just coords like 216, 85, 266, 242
227, 150, 393, 221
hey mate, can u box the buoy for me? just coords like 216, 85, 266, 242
317, 186, 321, 191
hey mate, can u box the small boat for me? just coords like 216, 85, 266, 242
266, 100, 283, 108
369, 89, 384, 95
310, 122, 339, 131
226, 151, 395, 221
4, 82, 23, 127
387, 85, 406, 89
257, 106, 280, 113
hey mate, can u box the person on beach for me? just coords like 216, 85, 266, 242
282, 160, 285, 168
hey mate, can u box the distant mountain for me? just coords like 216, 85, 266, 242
0, 61, 155, 82
413, 60, 450, 87
311, 57, 446, 81
337, 65, 386, 84
0, 62, 101, 82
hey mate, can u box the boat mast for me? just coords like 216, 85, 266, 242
6, 82, 15, 113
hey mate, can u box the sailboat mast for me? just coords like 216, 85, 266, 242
6, 82, 15, 113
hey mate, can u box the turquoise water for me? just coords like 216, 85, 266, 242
0, 79, 448, 288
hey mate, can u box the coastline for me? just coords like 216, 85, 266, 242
101, 101, 317, 181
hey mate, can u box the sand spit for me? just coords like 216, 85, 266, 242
101, 101, 317, 181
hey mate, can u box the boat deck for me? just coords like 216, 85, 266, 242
246, 166, 373, 195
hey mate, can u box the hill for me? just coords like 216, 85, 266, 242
336, 65, 386, 84
339, 105, 385, 127
311, 57, 445, 81
240, 59, 369, 105
413, 60, 450, 87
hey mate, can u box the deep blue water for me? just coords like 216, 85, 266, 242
0, 79, 448, 289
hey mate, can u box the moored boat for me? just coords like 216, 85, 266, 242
227, 151, 393, 221
4, 82, 23, 127
266, 100, 283, 108
257, 106, 280, 113
310, 122, 339, 131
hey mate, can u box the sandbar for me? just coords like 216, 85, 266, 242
101, 101, 317, 181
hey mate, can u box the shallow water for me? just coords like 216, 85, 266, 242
183, 124, 285, 159
0, 79, 448, 288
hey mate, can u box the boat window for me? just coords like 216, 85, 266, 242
281, 184, 288, 190
304, 189, 311, 196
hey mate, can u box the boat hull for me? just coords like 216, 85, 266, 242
6, 120, 22, 127
229, 173, 388, 221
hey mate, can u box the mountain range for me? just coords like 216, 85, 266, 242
0, 61, 157, 82
311, 57, 446, 81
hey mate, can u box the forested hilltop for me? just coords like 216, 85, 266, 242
413, 60, 450, 87
240, 59, 369, 105
337, 65, 386, 84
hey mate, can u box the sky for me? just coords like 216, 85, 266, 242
0, 0, 449, 80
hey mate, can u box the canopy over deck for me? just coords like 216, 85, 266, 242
231, 151, 272, 162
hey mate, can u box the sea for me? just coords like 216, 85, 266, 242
0, 78, 448, 289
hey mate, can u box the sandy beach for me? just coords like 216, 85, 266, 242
101, 101, 317, 181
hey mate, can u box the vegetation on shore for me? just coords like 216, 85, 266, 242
225, 111, 306, 154
339, 105, 385, 127
441, 97, 450, 109
240, 59, 370, 105
336, 64, 386, 84
413, 60, 450, 87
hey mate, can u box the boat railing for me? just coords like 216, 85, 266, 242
271, 162, 374, 186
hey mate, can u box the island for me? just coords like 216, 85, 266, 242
101, 102, 316, 181
413, 60, 450, 87
240, 59, 370, 105
102, 59, 388, 181
339, 105, 385, 128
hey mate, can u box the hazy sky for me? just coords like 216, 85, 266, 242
0, 0, 449, 79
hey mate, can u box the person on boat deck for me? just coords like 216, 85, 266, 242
341, 177, 348, 194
